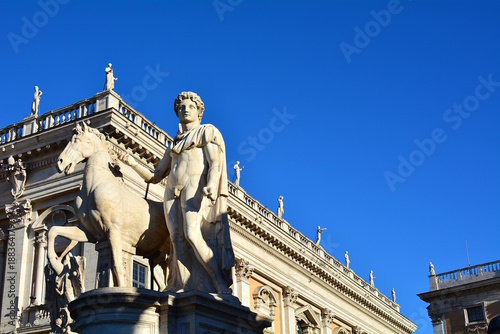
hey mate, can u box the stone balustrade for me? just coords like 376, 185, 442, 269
229, 183, 400, 311
0, 90, 172, 148
430, 259, 500, 291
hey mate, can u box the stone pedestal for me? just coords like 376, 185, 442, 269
69, 288, 160, 334
69, 288, 272, 334
160, 290, 272, 333
95, 241, 136, 288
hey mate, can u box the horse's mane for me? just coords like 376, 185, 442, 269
84, 127, 123, 177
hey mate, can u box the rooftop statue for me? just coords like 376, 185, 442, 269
120, 91, 234, 295
429, 262, 435, 275
105, 63, 117, 91
48, 122, 169, 289
31, 85, 42, 116
233, 161, 244, 187
277, 195, 284, 219
345, 250, 350, 269
315, 225, 327, 246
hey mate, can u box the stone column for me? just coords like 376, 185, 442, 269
235, 258, 254, 307
34, 230, 47, 305
0, 200, 33, 332
321, 308, 335, 334
282, 286, 298, 334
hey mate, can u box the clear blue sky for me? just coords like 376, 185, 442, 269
1, 1, 499, 332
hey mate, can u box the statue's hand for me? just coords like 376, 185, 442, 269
118, 152, 136, 167
203, 186, 216, 205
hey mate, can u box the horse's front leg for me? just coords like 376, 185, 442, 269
108, 226, 126, 287
48, 226, 89, 275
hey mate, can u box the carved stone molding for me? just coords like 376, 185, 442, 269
6, 199, 32, 229
253, 285, 278, 318
2, 155, 27, 199
283, 285, 298, 307
353, 326, 368, 334
334, 328, 349, 334
235, 258, 254, 281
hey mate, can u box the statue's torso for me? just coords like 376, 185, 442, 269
167, 146, 207, 192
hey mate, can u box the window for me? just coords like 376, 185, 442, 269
466, 305, 485, 324
132, 261, 147, 288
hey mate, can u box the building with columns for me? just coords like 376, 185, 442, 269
0, 90, 417, 334
418, 260, 500, 334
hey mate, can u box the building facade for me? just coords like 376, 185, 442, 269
0, 90, 417, 333
418, 260, 500, 334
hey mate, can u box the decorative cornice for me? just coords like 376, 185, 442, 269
227, 204, 416, 333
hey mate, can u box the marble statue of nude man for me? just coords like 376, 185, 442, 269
120, 91, 234, 295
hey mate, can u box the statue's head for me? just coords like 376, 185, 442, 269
174, 91, 205, 122
34, 86, 38, 91
108, 63, 112, 68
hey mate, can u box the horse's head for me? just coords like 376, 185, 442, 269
57, 122, 102, 175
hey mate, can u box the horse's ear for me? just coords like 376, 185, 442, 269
81, 121, 88, 131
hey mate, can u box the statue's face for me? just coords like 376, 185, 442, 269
177, 99, 199, 124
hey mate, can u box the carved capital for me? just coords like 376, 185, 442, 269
353, 326, 367, 334
429, 311, 442, 325
6, 199, 32, 229
283, 286, 298, 306
235, 258, 254, 281
36, 231, 47, 245
321, 308, 335, 326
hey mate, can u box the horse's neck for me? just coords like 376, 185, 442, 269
87, 149, 111, 169
84, 150, 114, 183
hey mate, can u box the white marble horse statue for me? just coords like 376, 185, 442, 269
48, 121, 169, 289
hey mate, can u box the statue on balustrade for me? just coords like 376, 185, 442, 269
345, 250, 350, 269
233, 160, 244, 187
105, 63, 117, 91
315, 225, 327, 246
45, 252, 85, 334
277, 195, 284, 219
31, 85, 42, 117
120, 91, 234, 295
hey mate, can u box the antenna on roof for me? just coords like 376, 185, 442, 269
465, 238, 470, 267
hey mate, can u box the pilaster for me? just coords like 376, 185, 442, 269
235, 258, 254, 307
0, 199, 33, 332
283, 285, 298, 334
321, 308, 335, 334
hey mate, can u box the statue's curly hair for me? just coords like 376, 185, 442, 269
173, 91, 205, 121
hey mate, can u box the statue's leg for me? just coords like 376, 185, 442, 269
164, 191, 190, 291
108, 225, 125, 287
47, 226, 89, 276
181, 189, 230, 294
